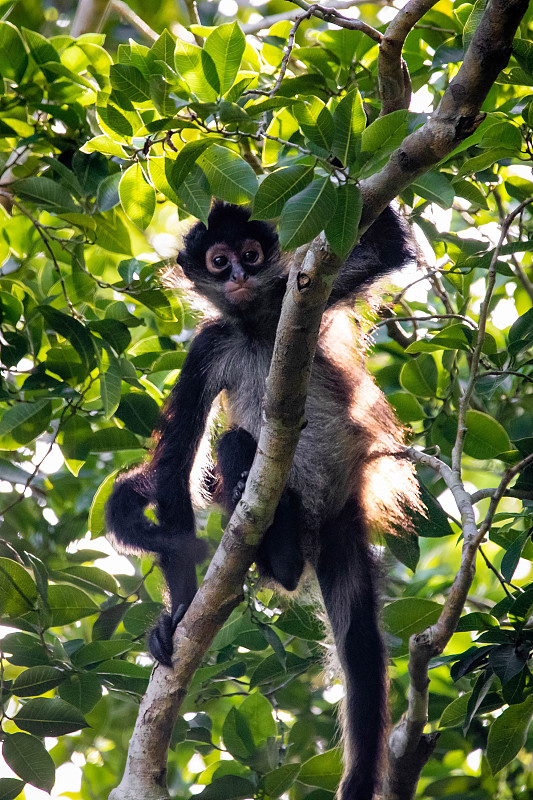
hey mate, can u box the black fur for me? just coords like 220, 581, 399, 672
106, 201, 416, 800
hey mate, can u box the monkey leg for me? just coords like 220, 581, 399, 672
316, 499, 386, 800
216, 428, 305, 592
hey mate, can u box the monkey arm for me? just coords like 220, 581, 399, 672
327, 206, 416, 306
150, 321, 226, 535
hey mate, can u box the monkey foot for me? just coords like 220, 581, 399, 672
232, 470, 249, 504
149, 603, 187, 667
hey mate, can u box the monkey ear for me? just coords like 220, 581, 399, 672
177, 250, 195, 278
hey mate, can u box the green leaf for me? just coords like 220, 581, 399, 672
252, 164, 315, 220
59, 565, 119, 595
58, 673, 102, 714
59, 415, 92, 463
274, 605, 324, 641
197, 144, 257, 204
12, 177, 80, 214
399, 355, 438, 397
14, 698, 89, 737
238, 693, 276, 745
119, 163, 155, 230
0, 399, 51, 446
463, 410, 512, 460
0, 558, 37, 617
12, 666, 65, 698
204, 22, 246, 95
452, 178, 489, 209
89, 427, 141, 452
110, 64, 150, 102
100, 355, 122, 419
2, 733, 55, 792
278, 177, 336, 250
71, 640, 132, 668
440, 692, 473, 728
299, 749, 343, 791
332, 89, 366, 166
414, 482, 455, 538
222, 706, 256, 760
47, 584, 98, 626
262, 764, 300, 797
412, 171, 455, 208
81, 136, 127, 158
325, 183, 362, 259
115, 392, 159, 437
95, 660, 151, 693
383, 598, 442, 646
96, 172, 121, 211
196, 776, 257, 800
384, 530, 420, 572
294, 97, 335, 152
1, 633, 49, 667
21, 27, 59, 68
0, 22, 28, 83
166, 140, 215, 193
361, 109, 409, 154
0, 778, 25, 800
149, 29, 176, 69
174, 39, 216, 102
39, 306, 97, 373
487, 696, 533, 774
387, 392, 425, 422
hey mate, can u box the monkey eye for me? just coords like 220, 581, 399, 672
213, 255, 228, 268
242, 250, 258, 264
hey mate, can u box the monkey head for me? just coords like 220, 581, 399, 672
177, 202, 284, 317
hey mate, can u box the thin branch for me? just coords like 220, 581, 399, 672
371, 312, 477, 331
110, 0, 158, 41
243, 0, 393, 34
470, 487, 533, 504
71, 0, 112, 36
477, 452, 533, 544
378, 0, 440, 115
288, 0, 383, 43
451, 196, 533, 473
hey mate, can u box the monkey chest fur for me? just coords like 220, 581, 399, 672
208, 326, 361, 522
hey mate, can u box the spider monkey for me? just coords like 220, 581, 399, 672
106, 201, 419, 800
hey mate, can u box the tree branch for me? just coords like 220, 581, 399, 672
71, 0, 112, 37
360, 0, 530, 229
378, 0, 440, 115
109, 237, 341, 800
243, 0, 393, 34
288, 0, 383, 43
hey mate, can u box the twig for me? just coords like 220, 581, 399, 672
378, 0, 439, 115
0, 192, 77, 317
451, 196, 533, 474
243, 0, 393, 34
288, 0, 383, 43
478, 546, 513, 596
476, 452, 533, 545
371, 312, 477, 331
470, 487, 533, 504
110, 0, 158, 41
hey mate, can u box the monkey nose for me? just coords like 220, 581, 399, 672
231, 268, 248, 283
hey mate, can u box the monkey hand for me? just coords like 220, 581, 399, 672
149, 604, 187, 667
231, 470, 249, 506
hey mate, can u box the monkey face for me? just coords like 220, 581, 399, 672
205, 239, 265, 307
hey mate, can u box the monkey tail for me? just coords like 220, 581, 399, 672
317, 501, 387, 800
105, 467, 159, 550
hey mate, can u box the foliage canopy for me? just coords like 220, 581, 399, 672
0, 1, 533, 798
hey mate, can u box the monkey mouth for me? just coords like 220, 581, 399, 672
225, 283, 254, 305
